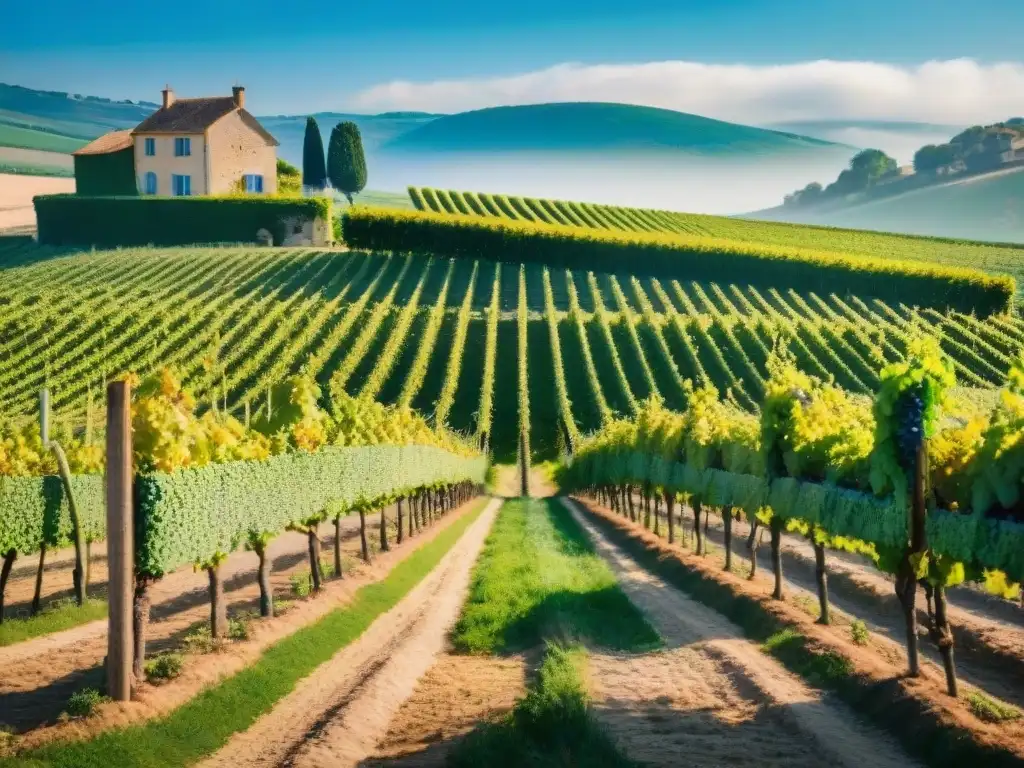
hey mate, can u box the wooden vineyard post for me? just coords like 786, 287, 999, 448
897, 441, 928, 678
519, 432, 530, 498
106, 380, 134, 702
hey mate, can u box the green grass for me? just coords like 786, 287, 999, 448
0, 598, 107, 647
451, 498, 659, 654
3, 498, 489, 768
966, 690, 1022, 724
0, 124, 86, 154
449, 643, 640, 768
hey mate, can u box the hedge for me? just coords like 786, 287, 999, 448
33, 194, 332, 247
563, 451, 1024, 584
0, 474, 105, 556
136, 445, 487, 577
340, 207, 1015, 316
1, 445, 486, 577
73, 149, 137, 196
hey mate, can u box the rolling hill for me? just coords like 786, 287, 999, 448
748, 165, 1024, 245
384, 102, 847, 155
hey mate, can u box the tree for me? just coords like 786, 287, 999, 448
302, 117, 327, 191
327, 121, 367, 204
850, 148, 897, 182
914, 143, 957, 174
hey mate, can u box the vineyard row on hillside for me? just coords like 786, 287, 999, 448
408, 186, 1024, 300
1, 244, 1020, 460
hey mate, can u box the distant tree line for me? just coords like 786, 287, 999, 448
784, 148, 898, 208
783, 117, 1024, 209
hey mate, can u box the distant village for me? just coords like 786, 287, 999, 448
784, 118, 1024, 209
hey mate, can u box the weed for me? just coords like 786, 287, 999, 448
63, 688, 109, 719
145, 653, 184, 684
850, 619, 870, 646
182, 625, 218, 654
228, 612, 258, 641
290, 571, 312, 598
967, 691, 1021, 724
450, 644, 638, 768
290, 559, 336, 597
0, 727, 14, 758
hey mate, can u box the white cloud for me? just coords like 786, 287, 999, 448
351, 58, 1024, 126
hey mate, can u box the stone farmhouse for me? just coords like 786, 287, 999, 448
72, 85, 279, 197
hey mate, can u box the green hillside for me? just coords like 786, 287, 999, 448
0, 238, 1017, 461
0, 123, 86, 154
385, 102, 848, 155
0, 83, 154, 140
748, 167, 1024, 245
408, 186, 1024, 300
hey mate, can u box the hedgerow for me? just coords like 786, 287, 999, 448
34, 195, 332, 247
340, 206, 1014, 316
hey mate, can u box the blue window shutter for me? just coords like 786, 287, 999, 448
256, 175, 263, 193
184, 175, 191, 196
145, 172, 157, 194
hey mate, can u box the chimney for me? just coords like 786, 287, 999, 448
162, 85, 175, 109
232, 86, 245, 110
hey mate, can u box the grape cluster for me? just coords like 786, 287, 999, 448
894, 384, 926, 469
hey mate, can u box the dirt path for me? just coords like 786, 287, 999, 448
198, 498, 501, 768
695, 512, 1024, 708
492, 464, 557, 499
628, 495, 1024, 709
561, 498, 920, 768
0, 512, 383, 732
364, 653, 528, 767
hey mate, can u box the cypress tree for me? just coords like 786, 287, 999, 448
327, 121, 367, 204
302, 116, 327, 191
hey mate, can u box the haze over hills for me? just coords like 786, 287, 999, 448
384, 102, 846, 154
748, 165, 1024, 244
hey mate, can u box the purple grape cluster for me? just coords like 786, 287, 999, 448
894, 384, 925, 468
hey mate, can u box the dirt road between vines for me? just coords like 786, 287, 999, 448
561, 498, 920, 768
199, 497, 501, 768
696, 511, 1024, 708
1, 510, 386, 732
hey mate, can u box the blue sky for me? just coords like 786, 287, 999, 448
3, 0, 1024, 117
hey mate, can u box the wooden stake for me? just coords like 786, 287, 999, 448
106, 380, 134, 702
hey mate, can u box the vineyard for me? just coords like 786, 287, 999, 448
1, 238, 1021, 461
408, 186, 1024, 298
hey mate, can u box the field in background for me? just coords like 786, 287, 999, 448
0, 242, 1018, 461
408, 186, 1024, 299
0, 173, 75, 233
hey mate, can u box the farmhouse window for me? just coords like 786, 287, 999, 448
144, 138, 155, 156
144, 172, 157, 195
172, 174, 191, 196
174, 137, 191, 157
244, 174, 264, 193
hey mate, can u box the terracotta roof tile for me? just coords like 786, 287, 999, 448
71, 129, 134, 156
133, 97, 237, 134
132, 97, 278, 145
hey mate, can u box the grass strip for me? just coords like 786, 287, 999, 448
449, 643, 640, 768
5, 498, 490, 768
579, 500, 1023, 768
451, 498, 660, 654
0, 598, 107, 647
